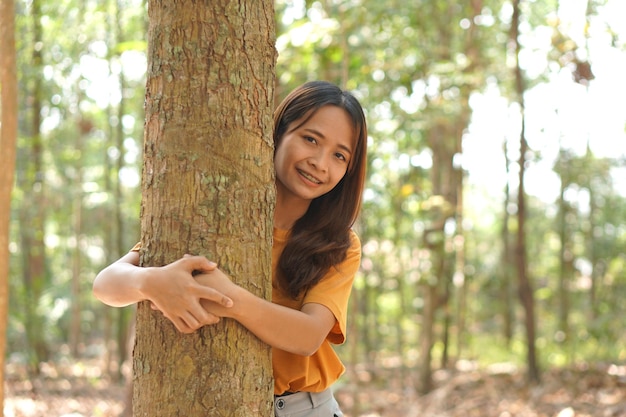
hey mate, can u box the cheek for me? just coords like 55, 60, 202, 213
330, 166, 349, 187
273, 146, 287, 171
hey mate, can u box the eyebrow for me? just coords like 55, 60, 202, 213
303, 128, 353, 155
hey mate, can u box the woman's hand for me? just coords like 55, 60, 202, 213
194, 267, 337, 356
194, 268, 239, 319
138, 255, 234, 334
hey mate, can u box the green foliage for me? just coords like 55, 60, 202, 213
6, 0, 626, 382
9, 0, 145, 368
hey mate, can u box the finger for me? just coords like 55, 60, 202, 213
180, 325, 195, 334
203, 314, 220, 325
188, 303, 222, 326
182, 312, 218, 331
181, 255, 217, 272
161, 311, 192, 333
179, 319, 198, 334
192, 307, 221, 326
195, 286, 233, 307
172, 318, 192, 334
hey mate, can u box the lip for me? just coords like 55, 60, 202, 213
297, 169, 322, 185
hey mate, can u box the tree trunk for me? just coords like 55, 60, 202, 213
18, 0, 49, 371
557, 162, 572, 343
453, 170, 466, 363
511, 0, 540, 384
501, 139, 514, 345
69, 119, 86, 357
113, 0, 135, 381
417, 276, 437, 393
418, 116, 463, 393
0, 0, 18, 407
515, 120, 540, 384
133, 1, 276, 416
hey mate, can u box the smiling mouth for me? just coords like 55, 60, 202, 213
297, 169, 322, 184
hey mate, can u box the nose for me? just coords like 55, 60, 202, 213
309, 150, 329, 173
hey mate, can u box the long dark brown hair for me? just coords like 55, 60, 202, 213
273, 81, 368, 298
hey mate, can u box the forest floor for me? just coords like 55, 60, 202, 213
4, 358, 626, 417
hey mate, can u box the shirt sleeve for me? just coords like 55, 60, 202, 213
302, 230, 361, 345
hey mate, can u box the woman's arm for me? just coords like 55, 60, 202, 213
197, 269, 335, 356
93, 253, 233, 333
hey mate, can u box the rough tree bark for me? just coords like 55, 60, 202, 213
133, 1, 276, 416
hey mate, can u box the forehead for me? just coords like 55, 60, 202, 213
294, 105, 355, 149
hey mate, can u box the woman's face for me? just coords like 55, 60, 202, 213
274, 105, 354, 205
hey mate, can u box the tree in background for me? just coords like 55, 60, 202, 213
3, 1, 626, 414
132, 1, 276, 415
100, 0, 145, 383
15, 0, 50, 373
510, 0, 540, 383
1, 0, 18, 407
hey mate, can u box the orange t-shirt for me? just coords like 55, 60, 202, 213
129, 228, 362, 395
271, 227, 361, 395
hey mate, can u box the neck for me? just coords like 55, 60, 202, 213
274, 191, 310, 230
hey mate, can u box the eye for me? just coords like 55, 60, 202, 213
335, 152, 347, 162
303, 135, 317, 144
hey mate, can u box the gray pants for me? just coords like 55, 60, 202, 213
274, 389, 344, 417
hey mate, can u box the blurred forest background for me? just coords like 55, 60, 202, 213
3, 0, 626, 416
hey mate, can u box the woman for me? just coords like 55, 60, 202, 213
93, 80, 368, 416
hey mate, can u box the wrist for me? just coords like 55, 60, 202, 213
227, 284, 251, 321
134, 266, 155, 302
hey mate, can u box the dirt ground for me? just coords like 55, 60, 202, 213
5, 360, 626, 417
